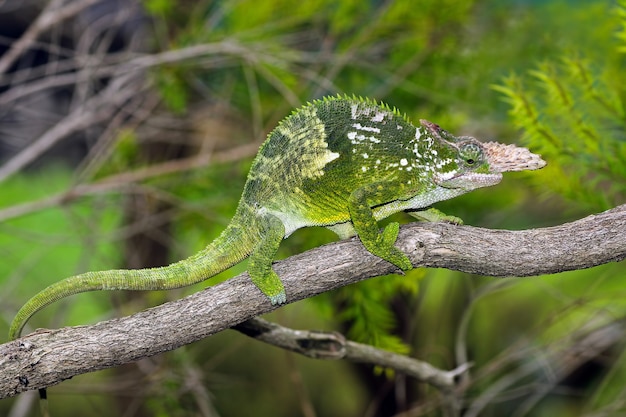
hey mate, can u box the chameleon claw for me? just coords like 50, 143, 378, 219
441, 215, 464, 225
268, 292, 287, 305
394, 253, 413, 272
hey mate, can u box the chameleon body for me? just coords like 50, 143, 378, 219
9, 96, 545, 339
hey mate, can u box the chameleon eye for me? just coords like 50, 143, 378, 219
459, 143, 483, 167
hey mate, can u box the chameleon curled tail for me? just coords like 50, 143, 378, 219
9, 213, 257, 340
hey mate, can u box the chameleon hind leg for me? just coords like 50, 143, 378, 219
247, 212, 287, 305
349, 181, 413, 271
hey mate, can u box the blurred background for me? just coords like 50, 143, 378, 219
0, 0, 625, 416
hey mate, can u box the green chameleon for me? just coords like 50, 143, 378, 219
9, 95, 545, 340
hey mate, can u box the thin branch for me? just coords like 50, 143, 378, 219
464, 321, 626, 417
0, 73, 144, 183
234, 317, 467, 417
233, 317, 462, 390
0, 0, 100, 74
0, 141, 260, 223
0, 205, 625, 399
0, 39, 317, 183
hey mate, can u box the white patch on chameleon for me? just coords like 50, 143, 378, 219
371, 111, 387, 122
258, 206, 307, 237
348, 132, 364, 144
285, 105, 339, 179
351, 103, 373, 120
435, 159, 453, 169
350, 104, 359, 119
419, 129, 433, 147
352, 123, 380, 133
410, 139, 422, 159
434, 171, 457, 182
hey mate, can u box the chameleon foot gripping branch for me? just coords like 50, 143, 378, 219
9, 95, 545, 340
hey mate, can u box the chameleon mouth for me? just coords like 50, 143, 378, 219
461, 172, 503, 186
435, 171, 503, 189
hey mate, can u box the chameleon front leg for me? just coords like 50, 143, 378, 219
407, 207, 464, 225
247, 212, 287, 305
348, 182, 413, 271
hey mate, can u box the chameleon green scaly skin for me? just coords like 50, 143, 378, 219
9, 95, 546, 340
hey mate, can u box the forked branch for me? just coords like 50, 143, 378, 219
0, 204, 624, 400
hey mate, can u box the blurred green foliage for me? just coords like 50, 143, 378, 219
1, 0, 625, 416
494, 53, 625, 211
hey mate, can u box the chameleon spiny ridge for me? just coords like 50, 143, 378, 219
9, 95, 546, 339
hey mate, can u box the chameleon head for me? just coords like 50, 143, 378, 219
419, 119, 546, 192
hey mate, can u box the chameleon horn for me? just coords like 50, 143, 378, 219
482, 142, 547, 173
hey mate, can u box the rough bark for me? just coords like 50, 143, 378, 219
1, 204, 625, 399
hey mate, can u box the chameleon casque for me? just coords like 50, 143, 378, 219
9, 95, 545, 340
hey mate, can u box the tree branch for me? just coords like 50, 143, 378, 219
233, 317, 468, 417
0, 141, 261, 223
233, 317, 466, 390
1, 205, 625, 399
0, 72, 145, 183
0, 0, 100, 74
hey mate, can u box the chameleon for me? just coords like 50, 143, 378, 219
9, 95, 545, 340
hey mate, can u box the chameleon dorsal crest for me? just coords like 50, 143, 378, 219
9, 95, 546, 340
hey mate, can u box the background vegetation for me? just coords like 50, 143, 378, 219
0, 0, 624, 416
